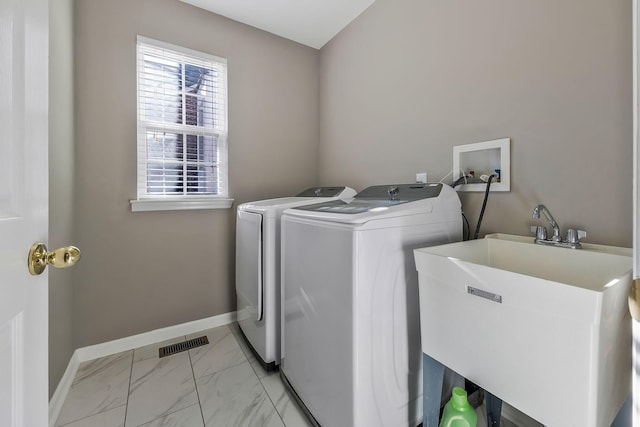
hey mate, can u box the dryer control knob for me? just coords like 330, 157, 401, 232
388, 186, 399, 199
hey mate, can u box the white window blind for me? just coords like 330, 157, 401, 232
133, 36, 231, 211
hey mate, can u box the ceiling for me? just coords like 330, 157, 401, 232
178, 0, 376, 49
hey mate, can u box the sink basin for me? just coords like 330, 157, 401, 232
414, 236, 632, 427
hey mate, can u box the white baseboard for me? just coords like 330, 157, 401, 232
74, 311, 237, 362
49, 311, 236, 427
49, 351, 80, 427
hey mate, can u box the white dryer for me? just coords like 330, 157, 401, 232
280, 183, 462, 427
236, 186, 356, 370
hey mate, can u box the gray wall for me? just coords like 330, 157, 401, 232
73, 0, 320, 346
52, 0, 633, 392
49, 0, 75, 397
319, 0, 632, 247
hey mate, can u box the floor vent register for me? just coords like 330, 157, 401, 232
158, 336, 209, 358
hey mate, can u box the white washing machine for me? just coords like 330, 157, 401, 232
280, 183, 462, 427
236, 186, 356, 370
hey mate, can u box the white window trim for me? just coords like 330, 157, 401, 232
130, 197, 233, 212
131, 36, 232, 212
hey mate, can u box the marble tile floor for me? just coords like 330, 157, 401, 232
54, 323, 313, 427
54, 322, 528, 427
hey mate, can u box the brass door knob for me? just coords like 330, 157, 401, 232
28, 243, 81, 276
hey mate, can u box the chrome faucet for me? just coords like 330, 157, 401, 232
530, 204, 586, 249
532, 204, 561, 242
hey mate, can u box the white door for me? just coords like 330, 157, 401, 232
0, 0, 49, 425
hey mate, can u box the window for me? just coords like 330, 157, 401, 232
131, 36, 232, 212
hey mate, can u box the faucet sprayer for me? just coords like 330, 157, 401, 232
530, 204, 586, 249
532, 204, 561, 242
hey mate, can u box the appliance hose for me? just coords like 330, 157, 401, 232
473, 175, 495, 240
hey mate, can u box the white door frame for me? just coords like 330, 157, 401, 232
632, 0, 639, 424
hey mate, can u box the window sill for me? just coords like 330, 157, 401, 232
130, 197, 234, 212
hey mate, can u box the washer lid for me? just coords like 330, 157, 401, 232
295, 186, 351, 197
294, 183, 444, 215
293, 198, 404, 214
237, 186, 356, 216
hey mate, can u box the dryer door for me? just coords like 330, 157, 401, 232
236, 210, 264, 321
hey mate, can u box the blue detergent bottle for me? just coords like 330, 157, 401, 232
439, 386, 478, 427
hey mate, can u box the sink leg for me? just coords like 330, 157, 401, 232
422, 353, 445, 427
485, 391, 503, 427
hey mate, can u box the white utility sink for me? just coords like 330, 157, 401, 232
414, 235, 632, 427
